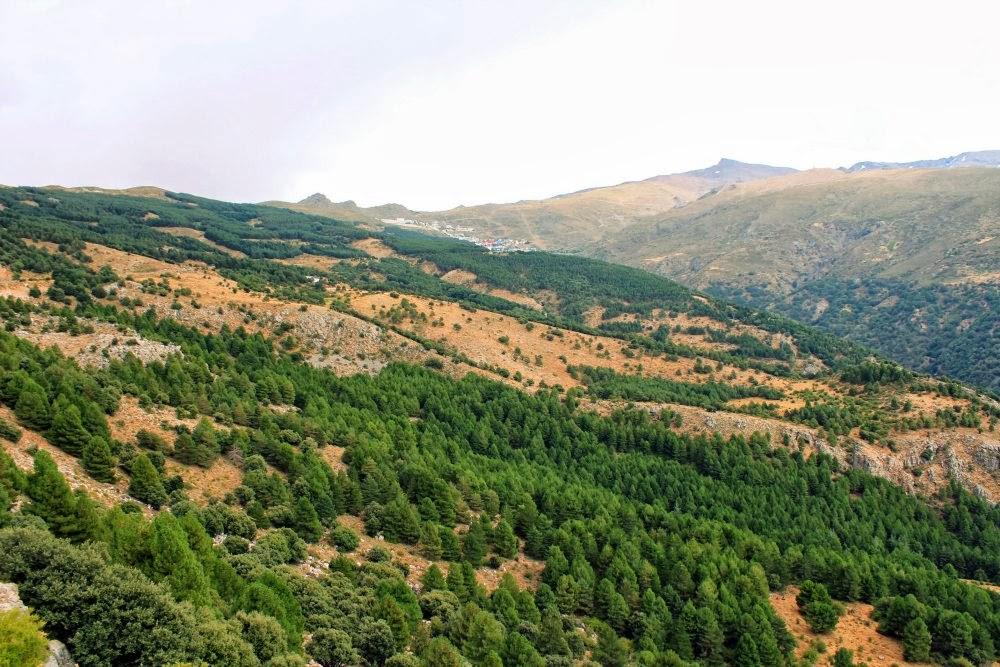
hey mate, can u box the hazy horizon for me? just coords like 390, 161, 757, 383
3, 0, 1000, 209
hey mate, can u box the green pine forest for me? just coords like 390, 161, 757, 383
0, 187, 996, 666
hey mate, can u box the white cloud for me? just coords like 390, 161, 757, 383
1, 0, 998, 209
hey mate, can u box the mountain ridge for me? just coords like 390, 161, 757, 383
845, 149, 1000, 172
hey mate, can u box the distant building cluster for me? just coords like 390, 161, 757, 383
380, 217, 535, 252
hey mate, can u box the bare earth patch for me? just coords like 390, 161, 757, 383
771, 587, 923, 667
351, 238, 397, 258
0, 405, 134, 509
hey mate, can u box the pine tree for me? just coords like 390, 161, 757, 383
492, 519, 518, 559
536, 606, 569, 657
14, 382, 50, 430
173, 431, 206, 467
902, 617, 931, 662
292, 496, 323, 542
734, 634, 762, 667
422, 638, 462, 667
593, 621, 628, 667
440, 526, 461, 561
374, 596, 410, 651
148, 513, 214, 607
422, 564, 447, 591
832, 647, 854, 667
190, 417, 220, 466
25, 450, 85, 540
128, 453, 168, 508
462, 610, 505, 665
446, 562, 468, 601
462, 521, 486, 566
420, 521, 443, 559
48, 396, 91, 456
82, 435, 116, 482
503, 631, 544, 667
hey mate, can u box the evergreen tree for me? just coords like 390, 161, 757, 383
173, 431, 207, 467
148, 513, 214, 607
536, 606, 570, 657
82, 435, 116, 482
356, 618, 395, 666
292, 496, 323, 542
14, 381, 50, 430
420, 521, 443, 559
422, 564, 447, 592
902, 618, 931, 662
503, 631, 544, 667
802, 601, 840, 634
422, 638, 462, 667
48, 397, 91, 456
381, 496, 420, 544
128, 453, 168, 508
446, 563, 468, 602
440, 526, 461, 561
492, 519, 517, 559
462, 610, 505, 665
832, 647, 854, 667
462, 521, 486, 566
307, 627, 357, 667
593, 621, 628, 667
734, 634, 762, 667
24, 450, 88, 540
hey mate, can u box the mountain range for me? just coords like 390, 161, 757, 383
277, 151, 1000, 391
1, 180, 999, 666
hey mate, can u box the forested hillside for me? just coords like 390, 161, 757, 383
308, 161, 1000, 393
0, 186, 997, 667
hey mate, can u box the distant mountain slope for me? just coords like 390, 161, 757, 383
846, 149, 1000, 172
678, 156, 798, 182
593, 167, 1000, 390
266, 153, 1000, 389
278, 158, 797, 250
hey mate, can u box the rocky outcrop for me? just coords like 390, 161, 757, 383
974, 443, 1000, 473
0, 582, 75, 666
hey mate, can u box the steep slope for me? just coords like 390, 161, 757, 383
0, 185, 998, 667
2, 184, 998, 502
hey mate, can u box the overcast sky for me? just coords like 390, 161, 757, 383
2, 0, 999, 210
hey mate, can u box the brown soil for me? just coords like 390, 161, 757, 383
0, 405, 135, 509
165, 457, 243, 505
276, 253, 346, 271
0, 267, 51, 300
75, 242, 437, 376
771, 587, 923, 667
351, 238, 397, 258
352, 290, 828, 400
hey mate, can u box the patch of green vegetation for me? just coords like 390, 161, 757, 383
569, 364, 785, 409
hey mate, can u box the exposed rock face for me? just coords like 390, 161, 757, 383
0, 582, 76, 667
974, 444, 1000, 473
